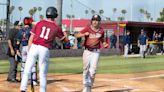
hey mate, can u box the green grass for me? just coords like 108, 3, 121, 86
0, 55, 164, 74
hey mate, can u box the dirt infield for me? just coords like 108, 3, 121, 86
1, 70, 164, 92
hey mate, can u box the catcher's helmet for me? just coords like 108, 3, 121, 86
91, 14, 101, 21
46, 7, 58, 18
23, 17, 33, 26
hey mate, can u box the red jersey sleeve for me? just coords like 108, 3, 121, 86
56, 27, 65, 40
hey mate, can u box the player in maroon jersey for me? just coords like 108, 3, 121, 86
76, 14, 108, 92
20, 7, 68, 92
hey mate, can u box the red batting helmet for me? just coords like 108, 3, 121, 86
23, 17, 33, 26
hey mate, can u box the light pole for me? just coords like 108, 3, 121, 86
6, 0, 10, 37
154, 0, 156, 22
130, 0, 133, 21
70, 0, 73, 34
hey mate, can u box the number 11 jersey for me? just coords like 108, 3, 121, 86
30, 20, 65, 49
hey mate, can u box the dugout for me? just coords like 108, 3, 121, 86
101, 21, 164, 54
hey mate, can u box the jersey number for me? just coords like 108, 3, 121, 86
40, 26, 50, 40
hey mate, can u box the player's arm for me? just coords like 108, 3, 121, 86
8, 39, 15, 56
75, 27, 89, 38
137, 36, 140, 47
62, 31, 69, 42
137, 40, 140, 47
16, 41, 21, 56
75, 32, 89, 38
100, 30, 108, 48
28, 34, 34, 51
7, 31, 15, 56
15, 31, 22, 56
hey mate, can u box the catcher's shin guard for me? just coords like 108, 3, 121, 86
20, 61, 26, 81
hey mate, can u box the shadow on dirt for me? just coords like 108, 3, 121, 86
47, 79, 67, 84
105, 88, 134, 92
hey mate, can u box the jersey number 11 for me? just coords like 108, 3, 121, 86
40, 26, 50, 40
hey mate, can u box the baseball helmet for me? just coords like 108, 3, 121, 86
91, 14, 101, 21
46, 7, 58, 18
23, 17, 33, 26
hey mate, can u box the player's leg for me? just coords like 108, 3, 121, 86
124, 45, 128, 58
32, 62, 38, 85
38, 45, 49, 92
82, 50, 93, 92
143, 45, 147, 58
140, 45, 143, 58
20, 44, 38, 91
82, 50, 92, 87
20, 46, 28, 80
89, 51, 100, 86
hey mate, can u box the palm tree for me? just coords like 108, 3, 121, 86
91, 10, 95, 15
85, 10, 89, 18
139, 8, 144, 21
150, 17, 153, 21
38, 7, 42, 14
146, 13, 151, 21
66, 14, 71, 19
121, 9, 127, 21
18, 6, 23, 20
39, 15, 44, 20
38, 7, 42, 19
99, 9, 104, 15
72, 15, 75, 19
113, 8, 117, 21
139, 8, 144, 14
33, 7, 37, 20
29, 8, 35, 17
106, 17, 111, 21
118, 16, 124, 21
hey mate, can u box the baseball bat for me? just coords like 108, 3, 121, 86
30, 72, 34, 92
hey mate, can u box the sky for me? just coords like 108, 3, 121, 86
0, 0, 164, 23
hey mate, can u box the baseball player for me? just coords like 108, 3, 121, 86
75, 14, 108, 92
123, 31, 131, 58
16, 17, 38, 85
20, 6, 68, 92
138, 29, 148, 58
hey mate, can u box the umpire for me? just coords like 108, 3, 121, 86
6, 21, 21, 82
138, 29, 148, 58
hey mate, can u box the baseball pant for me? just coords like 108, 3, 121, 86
7, 57, 18, 80
83, 49, 100, 87
20, 44, 49, 92
124, 44, 129, 58
140, 45, 147, 58
21, 46, 37, 81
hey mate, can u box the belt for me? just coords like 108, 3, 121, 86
85, 48, 99, 51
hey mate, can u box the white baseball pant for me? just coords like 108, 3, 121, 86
83, 49, 100, 87
124, 44, 129, 58
20, 44, 49, 92
21, 46, 37, 81
140, 45, 147, 58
